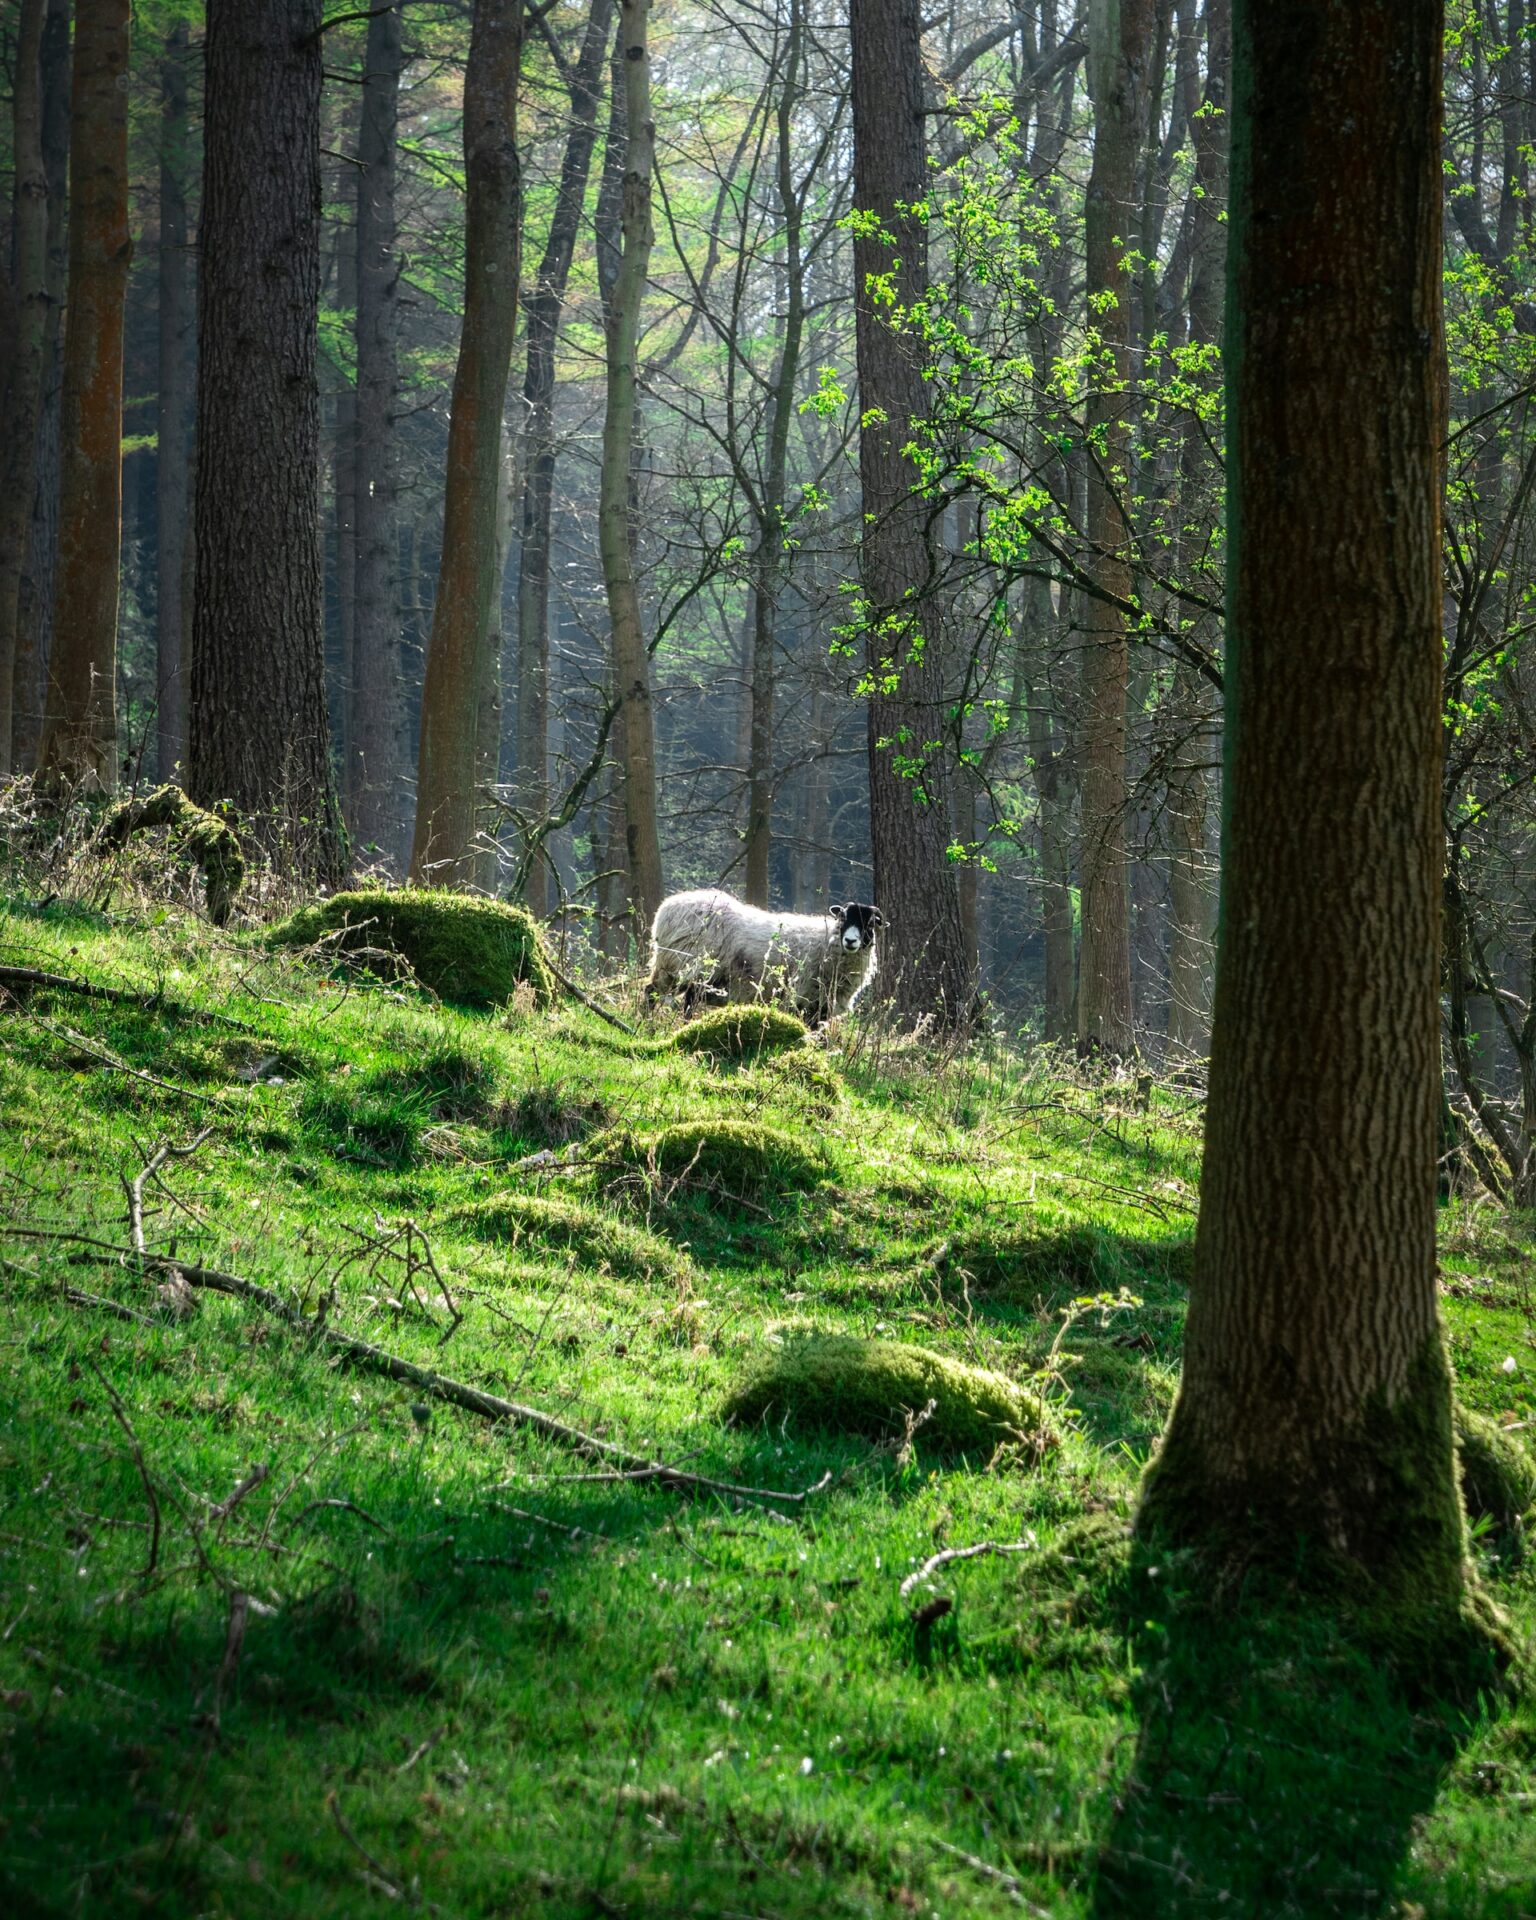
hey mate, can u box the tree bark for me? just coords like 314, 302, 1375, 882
849, 0, 972, 1025
154, 19, 195, 782
409, 0, 523, 887
1075, 0, 1155, 1055
0, 0, 50, 775
38, 0, 133, 795
1138, 0, 1469, 1617
598, 0, 664, 932
516, 0, 616, 915
350, 0, 408, 866
190, 0, 345, 884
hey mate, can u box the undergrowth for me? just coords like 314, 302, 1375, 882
0, 891, 1532, 1918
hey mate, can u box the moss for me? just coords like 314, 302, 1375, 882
91, 784, 245, 925
933, 1223, 1193, 1301
619, 1119, 822, 1201
270, 889, 555, 1010
1455, 1407, 1536, 1536
669, 1005, 809, 1060
723, 1330, 1051, 1458
749, 1047, 843, 1115
452, 1192, 693, 1285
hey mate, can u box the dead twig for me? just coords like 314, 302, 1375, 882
932, 1836, 1053, 1917
127, 1130, 213, 1255
0, 964, 252, 1030
327, 1789, 410, 1903
899, 1535, 1038, 1601
87, 1362, 161, 1582
61, 1284, 153, 1325
292, 1497, 390, 1533
207, 1463, 270, 1527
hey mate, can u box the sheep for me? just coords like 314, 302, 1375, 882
645, 888, 883, 1024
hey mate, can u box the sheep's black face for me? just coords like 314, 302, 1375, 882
832, 902, 882, 952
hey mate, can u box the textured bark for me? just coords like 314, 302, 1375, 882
333, 157, 358, 809
849, 0, 972, 1025
190, 0, 345, 883
1164, 0, 1227, 1055
1139, 0, 1467, 1608
350, 0, 407, 865
1075, 0, 1155, 1054
38, 0, 132, 795
598, 0, 664, 931
409, 0, 522, 887
11, 0, 69, 775
516, 0, 615, 915
154, 20, 194, 781
0, 0, 50, 774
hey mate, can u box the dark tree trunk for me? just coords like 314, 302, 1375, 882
1075, 0, 1155, 1054
154, 19, 194, 781
38, 0, 133, 794
850, 0, 972, 1025
0, 0, 50, 774
350, 0, 407, 865
333, 155, 358, 818
1138, 0, 1469, 1619
516, 0, 615, 915
409, 0, 522, 887
190, 0, 345, 883
11, 0, 69, 775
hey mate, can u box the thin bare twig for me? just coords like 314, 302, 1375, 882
899, 1536, 1039, 1601
87, 1362, 161, 1581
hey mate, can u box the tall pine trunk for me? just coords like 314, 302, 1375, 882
1075, 0, 1155, 1054
598, 0, 664, 932
1138, 0, 1469, 1618
154, 19, 194, 781
191, 0, 345, 883
351, 0, 407, 865
516, 0, 615, 915
850, 0, 971, 1024
409, 0, 522, 887
38, 0, 133, 795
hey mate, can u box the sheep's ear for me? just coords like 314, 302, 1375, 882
830, 904, 848, 924
870, 908, 884, 928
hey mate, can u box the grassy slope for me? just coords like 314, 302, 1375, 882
0, 897, 1531, 1920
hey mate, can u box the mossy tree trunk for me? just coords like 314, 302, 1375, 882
38, 0, 133, 796
1138, 0, 1469, 1618
409, 0, 522, 888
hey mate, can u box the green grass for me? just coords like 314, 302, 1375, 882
0, 894, 1533, 1918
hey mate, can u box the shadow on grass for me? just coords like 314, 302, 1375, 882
1089, 1558, 1483, 1920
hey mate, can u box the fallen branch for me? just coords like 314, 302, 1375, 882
61, 1284, 153, 1326
127, 1130, 214, 1254
0, 965, 251, 1029
540, 953, 636, 1037
899, 1536, 1038, 1601
88, 1362, 162, 1582
932, 1837, 1053, 1918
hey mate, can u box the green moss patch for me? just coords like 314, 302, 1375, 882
723, 1330, 1051, 1458
616, 1119, 823, 1202
669, 1005, 809, 1060
748, 1048, 843, 1115
270, 889, 555, 1010
91, 784, 245, 925
1455, 1408, 1536, 1536
452, 1192, 693, 1285
934, 1223, 1193, 1302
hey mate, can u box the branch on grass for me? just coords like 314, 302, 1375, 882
0, 966, 252, 1031
88, 1362, 162, 1582
899, 1535, 1038, 1601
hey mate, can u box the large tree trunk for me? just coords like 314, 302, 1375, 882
849, 0, 972, 1025
0, 0, 50, 775
1138, 0, 1468, 1618
598, 0, 664, 932
190, 0, 345, 884
350, 0, 407, 866
11, 0, 69, 776
516, 0, 615, 915
409, 0, 522, 887
1075, 0, 1155, 1055
154, 19, 194, 782
38, 0, 133, 795
1164, 0, 1228, 1056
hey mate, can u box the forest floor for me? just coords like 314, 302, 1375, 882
0, 889, 1533, 1919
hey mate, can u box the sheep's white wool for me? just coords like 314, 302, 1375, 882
646, 889, 878, 1022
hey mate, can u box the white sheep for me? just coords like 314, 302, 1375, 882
645, 888, 882, 1024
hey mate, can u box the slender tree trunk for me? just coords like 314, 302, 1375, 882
154, 19, 194, 781
0, 0, 50, 775
38, 0, 133, 795
517, 0, 615, 914
351, 0, 407, 865
1138, 0, 1469, 1620
190, 0, 345, 883
409, 0, 522, 887
598, 0, 664, 930
850, 0, 972, 1024
12, 0, 69, 775
1075, 0, 1155, 1055
1165, 0, 1228, 1055
333, 166, 359, 815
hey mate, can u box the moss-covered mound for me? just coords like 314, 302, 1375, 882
723, 1331, 1050, 1458
271, 889, 555, 1010
632, 1119, 823, 1200
746, 1047, 843, 1116
453, 1192, 692, 1284
669, 1005, 808, 1060
91, 784, 245, 925
1456, 1408, 1536, 1536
